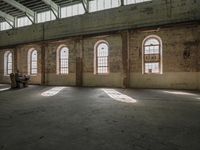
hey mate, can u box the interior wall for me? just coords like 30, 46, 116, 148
0, 24, 199, 89
0, 49, 14, 84
16, 45, 42, 84
44, 40, 76, 86
0, 0, 199, 48
197, 35, 200, 90
129, 24, 200, 89
82, 35, 123, 87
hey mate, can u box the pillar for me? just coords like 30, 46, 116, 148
75, 37, 83, 86
121, 31, 130, 88
13, 47, 18, 73
41, 43, 46, 85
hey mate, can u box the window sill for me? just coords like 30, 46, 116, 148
56, 73, 69, 76
4, 75, 10, 77
30, 74, 37, 77
94, 73, 110, 76
143, 73, 163, 75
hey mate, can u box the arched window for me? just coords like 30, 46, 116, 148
28, 49, 38, 75
57, 46, 69, 74
31, 50, 38, 74
143, 35, 162, 74
7, 52, 13, 75
95, 41, 109, 74
4, 51, 13, 75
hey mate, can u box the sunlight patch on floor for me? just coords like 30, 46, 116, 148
102, 89, 137, 103
41, 87, 66, 96
163, 91, 197, 96
0, 88, 10, 91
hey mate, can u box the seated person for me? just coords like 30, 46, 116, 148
15, 70, 30, 88
10, 73, 17, 88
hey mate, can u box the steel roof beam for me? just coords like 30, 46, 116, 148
0, 10, 15, 28
121, 0, 124, 6
2, 0, 35, 23
82, 0, 89, 13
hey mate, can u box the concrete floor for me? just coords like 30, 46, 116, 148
0, 84, 200, 150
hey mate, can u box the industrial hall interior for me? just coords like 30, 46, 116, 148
0, 0, 200, 150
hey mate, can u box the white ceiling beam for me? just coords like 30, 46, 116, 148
82, 0, 89, 13
3, 0, 35, 23
121, 0, 124, 6
42, 0, 59, 18
0, 10, 15, 27
0, 10, 15, 22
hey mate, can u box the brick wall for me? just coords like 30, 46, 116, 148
0, 24, 199, 89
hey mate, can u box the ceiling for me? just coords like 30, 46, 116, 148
0, 0, 83, 22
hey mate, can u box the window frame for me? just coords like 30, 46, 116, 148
17, 16, 32, 28
60, 3, 85, 18
94, 40, 110, 75
89, 0, 121, 12
59, 47, 69, 74
27, 48, 38, 76
37, 10, 56, 23
30, 50, 38, 75
56, 45, 69, 75
0, 21, 12, 31
142, 35, 163, 74
5, 51, 13, 75
4, 51, 13, 76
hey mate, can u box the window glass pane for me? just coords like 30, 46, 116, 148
17, 16, 32, 27
145, 38, 159, 46
32, 62, 37, 67
98, 57, 108, 66
8, 53, 12, 62
37, 10, 55, 23
97, 42, 109, 74
60, 47, 69, 58
89, 0, 120, 12
32, 52, 37, 60
7, 53, 12, 74
31, 50, 37, 74
8, 63, 12, 69
89, 0, 97, 12
31, 69, 37, 74
51, 11, 56, 20
112, 0, 120, 7
97, 43, 109, 56
61, 3, 85, 18
67, 6, 72, 17
144, 38, 160, 54
145, 63, 159, 73
46, 11, 50, 21
143, 36, 161, 74
60, 47, 69, 74
97, 0, 104, 11
0, 21, 12, 31
72, 4, 78, 16
105, 0, 111, 9
61, 7, 67, 18
78, 4, 85, 14
8, 69, 12, 75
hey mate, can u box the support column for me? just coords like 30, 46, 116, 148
41, 43, 46, 85
121, 31, 130, 88
75, 37, 83, 87
121, 0, 124, 6
13, 47, 18, 73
